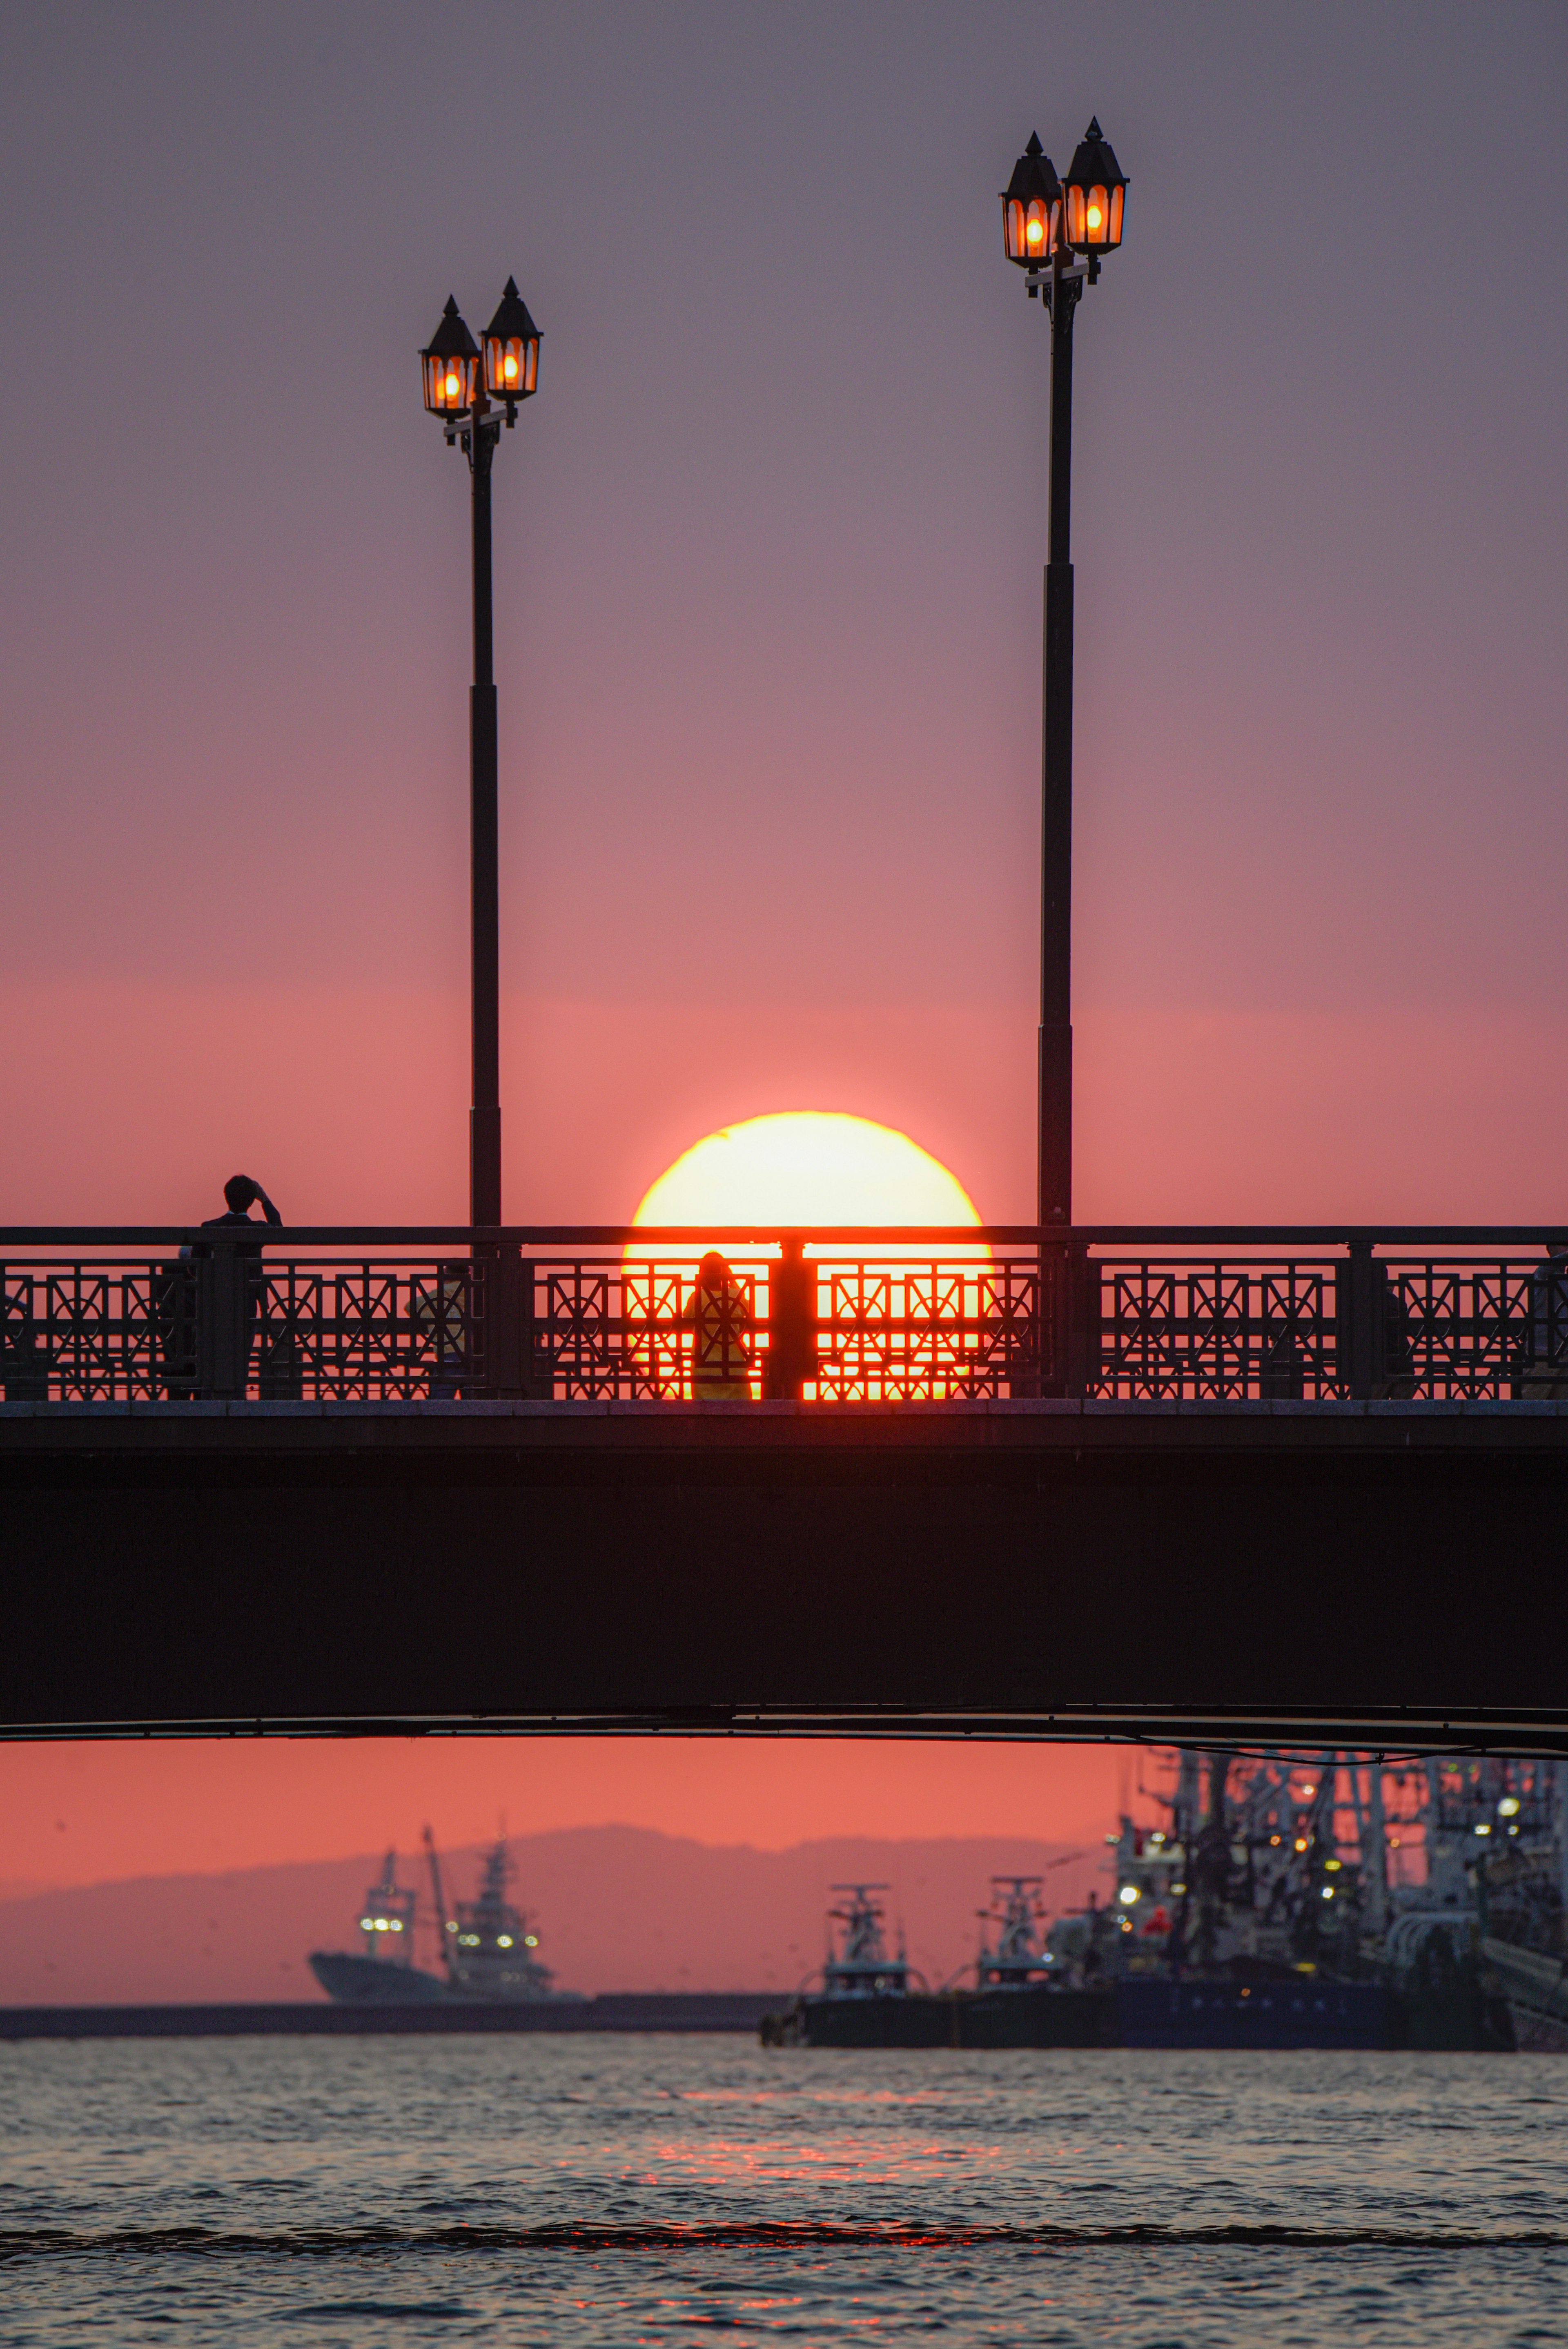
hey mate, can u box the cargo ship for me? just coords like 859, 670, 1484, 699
310, 1827, 575, 2006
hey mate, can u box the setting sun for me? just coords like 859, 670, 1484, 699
631, 1111, 982, 1242
625, 1114, 989, 1400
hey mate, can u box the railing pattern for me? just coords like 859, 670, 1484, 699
2, 1231, 1566, 1405
531, 1257, 1038, 1402
1091, 1257, 1566, 1402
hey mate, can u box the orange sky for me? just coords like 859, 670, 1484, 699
2, 11, 1563, 1902
0, 1737, 1152, 1895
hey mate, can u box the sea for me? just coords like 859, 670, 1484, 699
3, 2036, 1566, 2345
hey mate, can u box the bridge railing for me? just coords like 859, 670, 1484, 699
0, 1228, 1565, 1404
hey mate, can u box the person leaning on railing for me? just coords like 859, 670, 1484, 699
681, 1250, 754, 1401
164, 1175, 287, 1399
194, 1173, 283, 1245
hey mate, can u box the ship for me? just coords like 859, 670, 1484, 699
307, 1848, 445, 2004
766, 1749, 1548, 2052
764, 1878, 1111, 2048
1460, 1760, 1568, 2051
976, 1875, 1055, 1990
1049, 1749, 1517, 2049
765, 1885, 939, 2047
310, 1827, 572, 2006
820, 1884, 915, 1997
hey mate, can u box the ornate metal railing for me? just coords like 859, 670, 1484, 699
1, 1227, 1566, 1405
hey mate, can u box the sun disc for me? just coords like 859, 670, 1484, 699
630, 1112, 984, 1261
624, 1114, 990, 1401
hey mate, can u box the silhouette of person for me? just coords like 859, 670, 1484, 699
682, 1250, 754, 1401
184, 1175, 286, 1391
203, 1173, 283, 1240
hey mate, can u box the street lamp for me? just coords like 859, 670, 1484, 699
1062, 117, 1127, 273
1000, 122, 1127, 1240
1001, 133, 1062, 269
419, 278, 542, 1231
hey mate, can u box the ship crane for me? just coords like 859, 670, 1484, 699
422, 1823, 455, 1979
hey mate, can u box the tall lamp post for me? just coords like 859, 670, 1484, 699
1000, 123, 1127, 1242
419, 279, 541, 1230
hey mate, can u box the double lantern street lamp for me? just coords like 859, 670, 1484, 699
419, 279, 541, 1230
413, 134, 1121, 1252
1001, 120, 1127, 1240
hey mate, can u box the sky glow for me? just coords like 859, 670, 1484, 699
0, 1, 1562, 1899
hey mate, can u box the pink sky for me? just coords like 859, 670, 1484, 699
0, 5, 1564, 1877
0, 1737, 1145, 1897
0, 6, 1561, 1240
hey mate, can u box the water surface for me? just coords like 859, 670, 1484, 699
3, 2036, 1566, 2343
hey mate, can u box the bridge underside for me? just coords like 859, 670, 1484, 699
2, 1399, 1565, 1751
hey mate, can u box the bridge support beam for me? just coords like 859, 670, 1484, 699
2, 1400, 1566, 1748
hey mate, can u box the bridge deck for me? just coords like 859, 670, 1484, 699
8, 1391, 1568, 1446
3, 1400, 1565, 1749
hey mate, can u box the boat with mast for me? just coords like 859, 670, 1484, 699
1049, 1749, 1521, 2047
310, 1827, 570, 2005
308, 1847, 447, 2004
817, 1884, 915, 1998
437, 1827, 559, 2000
975, 1876, 1054, 1990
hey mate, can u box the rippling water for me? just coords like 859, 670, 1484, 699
4, 2037, 1567, 2343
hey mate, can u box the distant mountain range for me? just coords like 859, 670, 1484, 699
0, 1825, 1109, 2006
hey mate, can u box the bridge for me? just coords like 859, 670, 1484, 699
3, 1223, 1566, 1751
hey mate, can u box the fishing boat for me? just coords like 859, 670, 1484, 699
1054, 1751, 1516, 2049
763, 1879, 1110, 2048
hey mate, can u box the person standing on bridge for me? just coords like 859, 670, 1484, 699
186, 1177, 287, 1392
682, 1250, 754, 1402
158, 1175, 285, 1396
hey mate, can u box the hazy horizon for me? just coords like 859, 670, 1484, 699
0, 1821, 1112, 2002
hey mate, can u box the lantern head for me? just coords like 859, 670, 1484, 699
1063, 117, 1127, 255
421, 297, 481, 416
482, 276, 541, 406
1001, 133, 1062, 268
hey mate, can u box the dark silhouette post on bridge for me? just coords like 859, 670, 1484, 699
764, 1235, 821, 1401
419, 279, 542, 1231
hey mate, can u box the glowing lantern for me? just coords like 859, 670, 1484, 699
1000, 132, 1062, 268
421, 296, 480, 415
482, 275, 541, 406
1063, 116, 1127, 256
